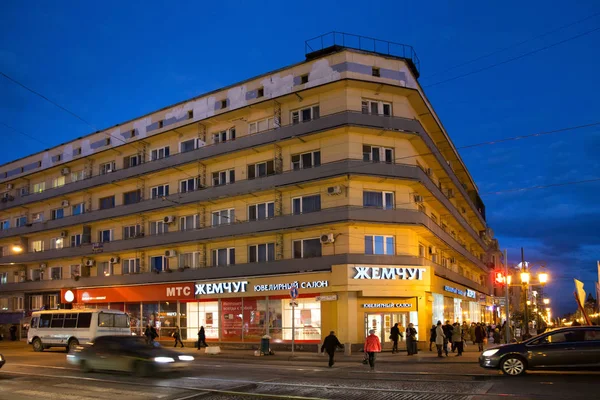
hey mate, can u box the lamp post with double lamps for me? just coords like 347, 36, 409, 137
519, 264, 549, 339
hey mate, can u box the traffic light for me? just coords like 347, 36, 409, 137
495, 271, 505, 286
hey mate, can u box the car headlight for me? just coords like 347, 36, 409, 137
482, 349, 500, 357
153, 357, 175, 363
178, 355, 194, 361
0, 354, 4, 361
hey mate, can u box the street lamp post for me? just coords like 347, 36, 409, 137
521, 247, 529, 338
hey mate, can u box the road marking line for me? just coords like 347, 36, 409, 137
53, 383, 166, 398
13, 390, 99, 400
8, 363, 79, 371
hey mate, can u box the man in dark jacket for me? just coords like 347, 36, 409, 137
442, 320, 453, 356
321, 331, 344, 367
390, 323, 400, 354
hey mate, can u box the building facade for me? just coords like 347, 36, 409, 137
0, 35, 496, 347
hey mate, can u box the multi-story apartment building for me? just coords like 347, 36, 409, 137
0, 33, 496, 347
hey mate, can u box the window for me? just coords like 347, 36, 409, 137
179, 252, 201, 269
0, 220, 9, 230
188, 110, 194, 119
48, 295, 58, 309
212, 169, 235, 186
180, 177, 202, 193
72, 202, 85, 215
0, 272, 8, 285
123, 224, 142, 239
50, 237, 64, 250
212, 209, 235, 226
30, 269, 41, 281
247, 160, 275, 180
99, 196, 115, 210
123, 154, 140, 169
158, 120, 164, 129
63, 313, 78, 328
371, 67, 380, 77
257, 87, 264, 98
14, 296, 24, 310
98, 229, 113, 243
180, 139, 199, 153
584, 330, 600, 342
70, 265, 81, 278
33, 182, 45, 193
70, 234, 82, 247
179, 215, 199, 231
363, 191, 394, 209
32, 240, 44, 252
122, 258, 140, 274
100, 161, 116, 175
212, 248, 235, 266
220, 99, 227, 109
151, 184, 169, 199
123, 189, 141, 205
150, 256, 168, 272
77, 313, 92, 328
73, 147, 82, 156
248, 202, 274, 221
32, 212, 44, 223
300, 74, 309, 84
30, 295, 44, 310
50, 267, 62, 280
52, 176, 65, 188
293, 238, 322, 259
248, 117, 274, 134
291, 105, 319, 124
363, 145, 394, 163
151, 146, 170, 161
291, 151, 321, 170
249, 243, 275, 263
51, 208, 64, 220
100, 261, 112, 276
19, 186, 29, 197
98, 313, 129, 328
15, 216, 27, 227
212, 128, 236, 144
365, 235, 395, 255
71, 170, 86, 182
150, 220, 168, 235
418, 244, 425, 257
292, 195, 321, 215
51, 313, 65, 328
361, 99, 391, 116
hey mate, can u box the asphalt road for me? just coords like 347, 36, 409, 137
0, 341, 598, 400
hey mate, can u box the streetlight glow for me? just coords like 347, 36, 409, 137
11, 245, 23, 254
543, 298, 550, 305
506, 275, 512, 285
538, 271, 548, 284
521, 272, 530, 284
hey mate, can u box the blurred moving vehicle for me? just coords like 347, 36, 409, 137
67, 335, 194, 376
0, 354, 5, 369
28, 309, 131, 352
480, 326, 600, 376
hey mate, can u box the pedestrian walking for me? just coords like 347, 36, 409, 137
9, 324, 17, 341
144, 324, 153, 344
364, 329, 381, 372
197, 326, 208, 349
406, 323, 418, 355
470, 322, 476, 344
475, 322, 486, 351
390, 323, 400, 354
429, 324, 437, 351
321, 331, 344, 367
435, 321, 445, 358
493, 328, 501, 345
172, 325, 184, 347
452, 322, 463, 356
442, 320, 453, 356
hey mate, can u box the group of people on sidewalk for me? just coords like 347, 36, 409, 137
143, 324, 208, 349
430, 320, 507, 357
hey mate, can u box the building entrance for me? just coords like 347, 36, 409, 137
365, 313, 412, 347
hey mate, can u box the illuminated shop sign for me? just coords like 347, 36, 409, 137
444, 285, 465, 296
81, 292, 106, 302
254, 280, 329, 292
362, 302, 412, 308
466, 289, 477, 299
353, 266, 426, 280
195, 281, 248, 295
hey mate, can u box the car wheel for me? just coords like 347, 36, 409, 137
67, 339, 79, 352
32, 338, 44, 352
80, 360, 93, 373
501, 356, 526, 376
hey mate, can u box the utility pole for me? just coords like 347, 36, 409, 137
522, 247, 529, 339
504, 249, 511, 343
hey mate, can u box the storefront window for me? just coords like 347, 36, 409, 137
159, 301, 178, 339
109, 302, 125, 311
126, 303, 142, 335
432, 293, 444, 325
186, 301, 219, 340
221, 298, 243, 341
281, 298, 321, 342
467, 301, 481, 323
243, 297, 267, 342
142, 302, 159, 331
268, 299, 283, 341
443, 296, 455, 323
454, 298, 463, 323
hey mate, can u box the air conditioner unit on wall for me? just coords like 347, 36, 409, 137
6, 183, 13, 190
429, 246, 437, 255
84, 259, 95, 267
450, 257, 456, 264
320, 233, 335, 244
165, 250, 177, 257
61, 167, 70, 176
109, 256, 120, 264
61, 200, 70, 207
413, 194, 424, 203
40, 263, 47, 270
327, 186, 342, 196
163, 216, 175, 224
60, 230, 68, 238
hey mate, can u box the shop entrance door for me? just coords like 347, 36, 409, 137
365, 313, 410, 348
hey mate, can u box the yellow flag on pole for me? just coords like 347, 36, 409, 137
574, 279, 586, 306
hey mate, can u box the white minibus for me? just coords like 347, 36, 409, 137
28, 309, 130, 352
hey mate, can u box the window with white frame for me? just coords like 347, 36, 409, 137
292, 195, 321, 215
292, 238, 322, 259
248, 243, 275, 263
100, 161, 116, 175
70, 234, 82, 247
248, 202, 274, 221
13, 296, 24, 310
363, 191, 394, 209
291, 105, 320, 124
52, 176, 65, 188
418, 243, 426, 257
31, 240, 44, 252
123, 224, 142, 239
179, 177, 202, 193
0, 220, 9, 231
248, 117, 275, 135
70, 264, 81, 278
51, 208, 64, 220
212, 169, 235, 186
98, 229, 113, 243
33, 182, 45, 193
151, 184, 169, 199
99, 261, 112, 276
212, 128, 236, 144
361, 99, 391, 116
247, 160, 275, 180
179, 252, 201, 269
0, 297, 8, 310
212, 209, 235, 226
0, 272, 8, 285
32, 212, 44, 223
71, 170, 86, 182
180, 138, 202, 153
124, 154, 141, 169
50, 266, 62, 280
363, 145, 394, 163
151, 146, 170, 161
150, 256, 168, 272
291, 151, 321, 170
30, 269, 41, 281
364, 235, 395, 255
122, 258, 140, 274
15, 216, 27, 227
48, 294, 58, 309
150, 220, 168, 235
212, 248, 235, 266
72, 202, 85, 215
30, 295, 43, 310
50, 237, 64, 250
179, 215, 199, 231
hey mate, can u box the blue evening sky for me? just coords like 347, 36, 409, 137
1, 1, 599, 316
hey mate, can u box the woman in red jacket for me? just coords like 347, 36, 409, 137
364, 329, 382, 371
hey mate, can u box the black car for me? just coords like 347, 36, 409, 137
67, 335, 194, 376
479, 326, 600, 376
